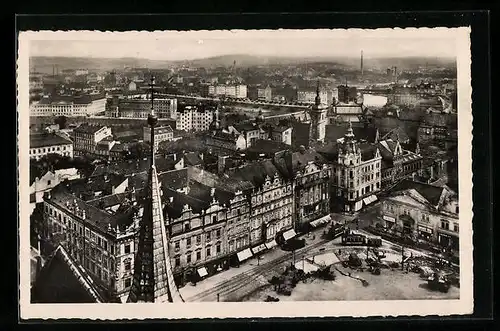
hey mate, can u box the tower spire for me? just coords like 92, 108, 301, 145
147, 76, 158, 163
315, 80, 321, 106
127, 75, 184, 303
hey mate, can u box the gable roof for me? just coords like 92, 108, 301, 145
30, 133, 72, 148
391, 179, 446, 208
31, 245, 105, 303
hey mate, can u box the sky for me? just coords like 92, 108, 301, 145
26, 29, 460, 61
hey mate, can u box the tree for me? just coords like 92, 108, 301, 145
54, 115, 68, 130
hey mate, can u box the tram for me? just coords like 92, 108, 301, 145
341, 230, 382, 247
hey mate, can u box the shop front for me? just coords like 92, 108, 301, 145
417, 224, 434, 242
399, 214, 416, 236
438, 231, 459, 251
382, 215, 396, 230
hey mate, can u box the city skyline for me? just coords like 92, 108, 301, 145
27, 29, 459, 61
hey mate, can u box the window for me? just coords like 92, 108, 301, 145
216, 229, 221, 238
124, 244, 131, 254
186, 237, 191, 248
441, 220, 450, 230
196, 251, 201, 261
206, 247, 211, 257
175, 256, 181, 267
124, 259, 131, 271
196, 235, 201, 244
453, 223, 459, 233
216, 244, 221, 254
124, 278, 132, 288
184, 222, 190, 231
212, 215, 217, 223
174, 241, 180, 251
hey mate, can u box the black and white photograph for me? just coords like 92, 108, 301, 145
17, 27, 473, 319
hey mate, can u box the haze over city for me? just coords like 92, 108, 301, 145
28, 29, 458, 61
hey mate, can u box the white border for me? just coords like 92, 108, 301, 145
18, 27, 473, 319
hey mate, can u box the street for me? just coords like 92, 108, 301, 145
180, 207, 459, 302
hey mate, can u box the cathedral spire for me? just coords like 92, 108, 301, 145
315, 80, 321, 106
127, 75, 184, 303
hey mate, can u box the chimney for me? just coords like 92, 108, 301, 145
210, 187, 216, 197
82, 210, 86, 220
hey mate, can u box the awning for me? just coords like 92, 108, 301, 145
310, 214, 332, 228
354, 200, 363, 211
237, 248, 253, 262
363, 195, 378, 206
265, 240, 277, 249
197, 267, 208, 278
251, 244, 267, 255
418, 225, 433, 234
383, 215, 396, 222
283, 229, 297, 241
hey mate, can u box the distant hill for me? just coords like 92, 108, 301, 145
30, 54, 456, 74
29, 57, 175, 74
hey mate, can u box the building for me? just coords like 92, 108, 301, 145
205, 131, 247, 155
337, 85, 358, 104
230, 158, 295, 246
377, 180, 459, 251
318, 122, 382, 212
329, 102, 365, 124
176, 104, 215, 132
143, 125, 174, 150
40, 174, 142, 302
30, 133, 74, 160
257, 85, 273, 101
417, 113, 458, 146
72, 125, 113, 157
307, 83, 328, 143
297, 88, 329, 104
208, 84, 247, 99
30, 94, 106, 117
387, 86, 423, 106
377, 139, 423, 189
31, 244, 107, 303
162, 167, 255, 285
286, 149, 331, 231
106, 95, 178, 119
30, 168, 80, 213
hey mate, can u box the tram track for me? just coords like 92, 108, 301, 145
185, 239, 330, 302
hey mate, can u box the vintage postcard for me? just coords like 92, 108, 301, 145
17, 27, 473, 319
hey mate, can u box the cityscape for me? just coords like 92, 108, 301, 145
24, 30, 462, 306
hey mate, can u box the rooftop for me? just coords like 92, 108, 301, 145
31, 245, 104, 303
74, 124, 107, 135
30, 133, 72, 149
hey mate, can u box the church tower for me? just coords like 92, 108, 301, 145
308, 81, 328, 143
127, 77, 184, 303
338, 121, 361, 167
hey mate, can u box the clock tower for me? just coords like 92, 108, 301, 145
309, 81, 328, 143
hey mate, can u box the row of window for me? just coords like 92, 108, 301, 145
174, 229, 222, 251
30, 145, 71, 154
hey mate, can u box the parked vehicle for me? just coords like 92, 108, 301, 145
341, 230, 382, 247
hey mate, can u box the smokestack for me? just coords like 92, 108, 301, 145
361, 50, 364, 77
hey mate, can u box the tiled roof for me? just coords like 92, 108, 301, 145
87, 192, 129, 209
74, 124, 106, 134
159, 168, 189, 192
381, 127, 410, 143
31, 245, 104, 303
291, 149, 326, 172
183, 152, 203, 166
391, 179, 445, 207
246, 139, 291, 155
30, 133, 72, 148
61, 173, 127, 200
48, 185, 135, 232
359, 143, 379, 161
98, 157, 180, 177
